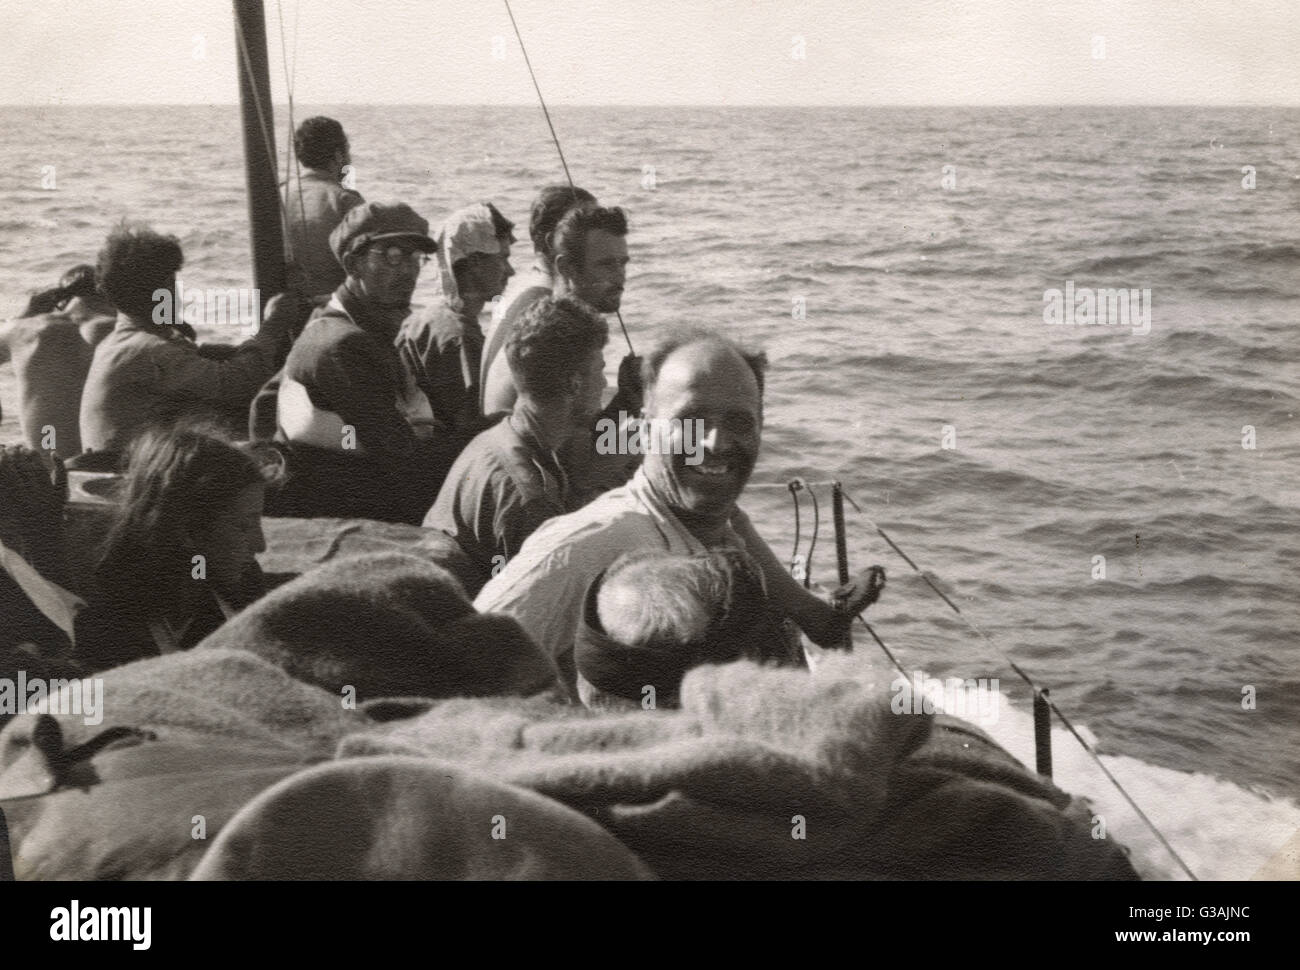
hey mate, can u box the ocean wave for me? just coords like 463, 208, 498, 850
1059, 575, 1291, 601
1065, 251, 1179, 274
1012, 502, 1297, 551
981, 698, 1300, 879
916, 237, 970, 253
805, 260, 869, 274
967, 350, 1300, 409
1142, 574, 1284, 596
1241, 243, 1300, 264
659, 176, 732, 189
0, 217, 59, 231
884, 451, 1076, 505
1202, 284, 1299, 300
836, 351, 970, 379
1142, 169, 1224, 184
1161, 328, 1246, 350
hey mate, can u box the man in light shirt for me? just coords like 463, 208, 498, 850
475, 328, 883, 693
283, 116, 364, 299
480, 183, 596, 416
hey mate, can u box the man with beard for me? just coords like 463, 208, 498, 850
271, 202, 445, 523
474, 328, 884, 692
480, 184, 596, 416
546, 202, 644, 494
423, 296, 608, 596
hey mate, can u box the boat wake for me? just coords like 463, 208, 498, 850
970, 685, 1300, 881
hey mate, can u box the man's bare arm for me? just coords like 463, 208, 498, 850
729, 507, 853, 647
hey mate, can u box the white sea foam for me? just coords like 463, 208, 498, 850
957, 682, 1300, 881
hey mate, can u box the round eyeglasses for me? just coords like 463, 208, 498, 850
369, 245, 430, 268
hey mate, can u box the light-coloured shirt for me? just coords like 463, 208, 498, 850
8, 311, 112, 457
473, 467, 745, 684
480, 260, 553, 415
80, 315, 277, 454
283, 170, 364, 297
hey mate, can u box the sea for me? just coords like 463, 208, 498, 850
1, 105, 1297, 880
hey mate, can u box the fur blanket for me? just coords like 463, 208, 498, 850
0, 649, 355, 879
257, 517, 483, 598
0, 551, 1138, 880
330, 660, 1135, 880
191, 756, 654, 880
195, 553, 559, 702
0, 645, 1137, 880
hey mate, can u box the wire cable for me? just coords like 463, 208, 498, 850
502, 0, 635, 356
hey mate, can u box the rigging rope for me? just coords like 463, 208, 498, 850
762, 477, 1199, 880
502, 0, 635, 356
275, 0, 308, 266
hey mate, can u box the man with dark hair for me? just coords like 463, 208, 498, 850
551, 203, 630, 315
476, 327, 885, 692
423, 296, 608, 596
284, 116, 364, 298
397, 202, 515, 444
2, 264, 116, 458
480, 183, 595, 415
272, 201, 449, 524
484, 198, 641, 417
79, 223, 296, 456
489, 199, 645, 497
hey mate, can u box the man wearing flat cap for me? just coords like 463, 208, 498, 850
270, 201, 453, 523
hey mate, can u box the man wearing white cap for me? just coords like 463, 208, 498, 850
398, 202, 515, 447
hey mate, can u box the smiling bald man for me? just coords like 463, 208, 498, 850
475, 327, 873, 694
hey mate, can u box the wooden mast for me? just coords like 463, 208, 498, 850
233, 0, 286, 305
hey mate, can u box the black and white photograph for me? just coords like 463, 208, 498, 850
0, 0, 1295, 938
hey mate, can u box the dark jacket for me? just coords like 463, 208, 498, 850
398, 298, 489, 438
423, 408, 576, 595
73, 567, 266, 674
270, 286, 456, 523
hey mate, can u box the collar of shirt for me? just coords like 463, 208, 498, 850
508, 408, 569, 501
526, 259, 554, 287
623, 466, 722, 554
114, 312, 191, 343
146, 585, 235, 654
491, 261, 553, 322
623, 470, 763, 593
285, 167, 343, 188
440, 294, 483, 335
330, 283, 407, 343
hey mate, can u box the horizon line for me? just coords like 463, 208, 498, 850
3, 101, 1297, 109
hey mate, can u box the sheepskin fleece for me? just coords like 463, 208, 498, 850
259, 516, 482, 597
338, 657, 1136, 880
0, 648, 362, 880
191, 756, 655, 880
0, 649, 1139, 880
195, 553, 560, 702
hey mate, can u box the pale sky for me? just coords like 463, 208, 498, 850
2, 0, 1297, 106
